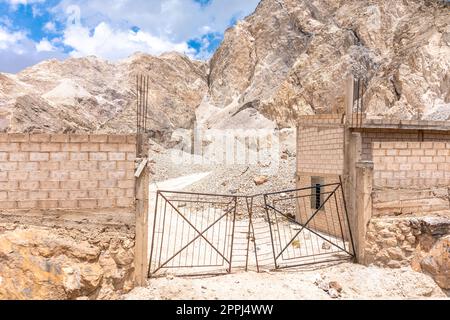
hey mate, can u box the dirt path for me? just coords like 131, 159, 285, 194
124, 263, 447, 300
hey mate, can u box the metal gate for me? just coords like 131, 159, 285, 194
148, 180, 355, 277
263, 180, 355, 269
148, 191, 237, 277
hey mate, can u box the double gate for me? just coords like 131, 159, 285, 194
148, 180, 355, 277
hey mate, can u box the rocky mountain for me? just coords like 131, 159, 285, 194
0, 0, 449, 141
0, 52, 207, 142
202, 0, 450, 129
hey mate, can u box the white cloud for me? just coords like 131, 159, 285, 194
53, 0, 259, 59
63, 21, 194, 60
0, 26, 26, 50
43, 21, 56, 32
36, 38, 55, 52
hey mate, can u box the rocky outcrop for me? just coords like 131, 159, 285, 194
0, 53, 207, 144
365, 216, 450, 291
2, 0, 448, 140
0, 222, 135, 300
202, 0, 450, 129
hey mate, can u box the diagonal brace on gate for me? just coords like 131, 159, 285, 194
265, 184, 352, 262
149, 192, 236, 276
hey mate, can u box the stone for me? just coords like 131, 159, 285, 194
387, 247, 405, 261
328, 288, 340, 299
0, 225, 135, 300
254, 176, 269, 186
322, 242, 332, 250
329, 281, 343, 293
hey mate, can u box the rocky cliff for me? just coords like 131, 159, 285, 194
202, 0, 450, 129
0, 53, 207, 143
0, 0, 449, 138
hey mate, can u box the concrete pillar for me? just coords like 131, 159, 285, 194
134, 133, 150, 286
354, 161, 373, 264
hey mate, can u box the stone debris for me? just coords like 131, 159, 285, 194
254, 176, 269, 186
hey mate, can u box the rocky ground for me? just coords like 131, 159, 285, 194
123, 262, 447, 300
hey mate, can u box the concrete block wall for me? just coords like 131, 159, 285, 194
0, 133, 136, 210
372, 141, 450, 189
297, 126, 345, 176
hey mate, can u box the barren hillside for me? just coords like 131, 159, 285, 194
0, 0, 449, 139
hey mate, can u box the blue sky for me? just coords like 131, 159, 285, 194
0, 0, 259, 73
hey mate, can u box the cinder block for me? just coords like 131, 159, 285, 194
70, 152, 88, 161
118, 180, 134, 189
107, 188, 125, 198
60, 161, 79, 170
0, 200, 17, 209
18, 162, 39, 171
8, 171, 29, 181
0, 152, 7, 161
126, 153, 135, 161
40, 181, 59, 189
29, 191, 49, 200
99, 180, 116, 188
118, 144, 136, 152
30, 134, 51, 143
108, 171, 126, 180
78, 199, 97, 209
116, 161, 134, 170
89, 135, 108, 143
0, 143, 20, 152
9, 133, 29, 143
70, 170, 89, 180
30, 152, 49, 161
50, 152, 69, 161
80, 180, 98, 190
39, 161, 60, 171
116, 197, 134, 207
97, 198, 115, 208
108, 152, 126, 161
0, 181, 19, 190
127, 135, 137, 144
19, 181, 39, 190
38, 200, 59, 209
80, 143, 100, 152
89, 152, 107, 161
100, 144, 118, 152
79, 160, 98, 171
98, 161, 116, 170
108, 135, 127, 144
61, 143, 80, 152
0, 172, 7, 181
49, 190, 69, 200
20, 143, 40, 152
89, 171, 107, 180
8, 191, 28, 201
29, 171, 49, 181
60, 181, 79, 190
50, 171, 70, 181
58, 200, 78, 208
40, 143, 61, 152
69, 135, 89, 143
69, 190, 88, 199
0, 135, 8, 142
50, 134, 70, 143
0, 162, 18, 171
18, 200, 38, 209
88, 189, 107, 198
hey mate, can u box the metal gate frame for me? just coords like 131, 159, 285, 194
147, 178, 355, 277
263, 179, 355, 269
148, 190, 237, 277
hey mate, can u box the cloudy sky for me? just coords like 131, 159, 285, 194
0, 0, 259, 73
